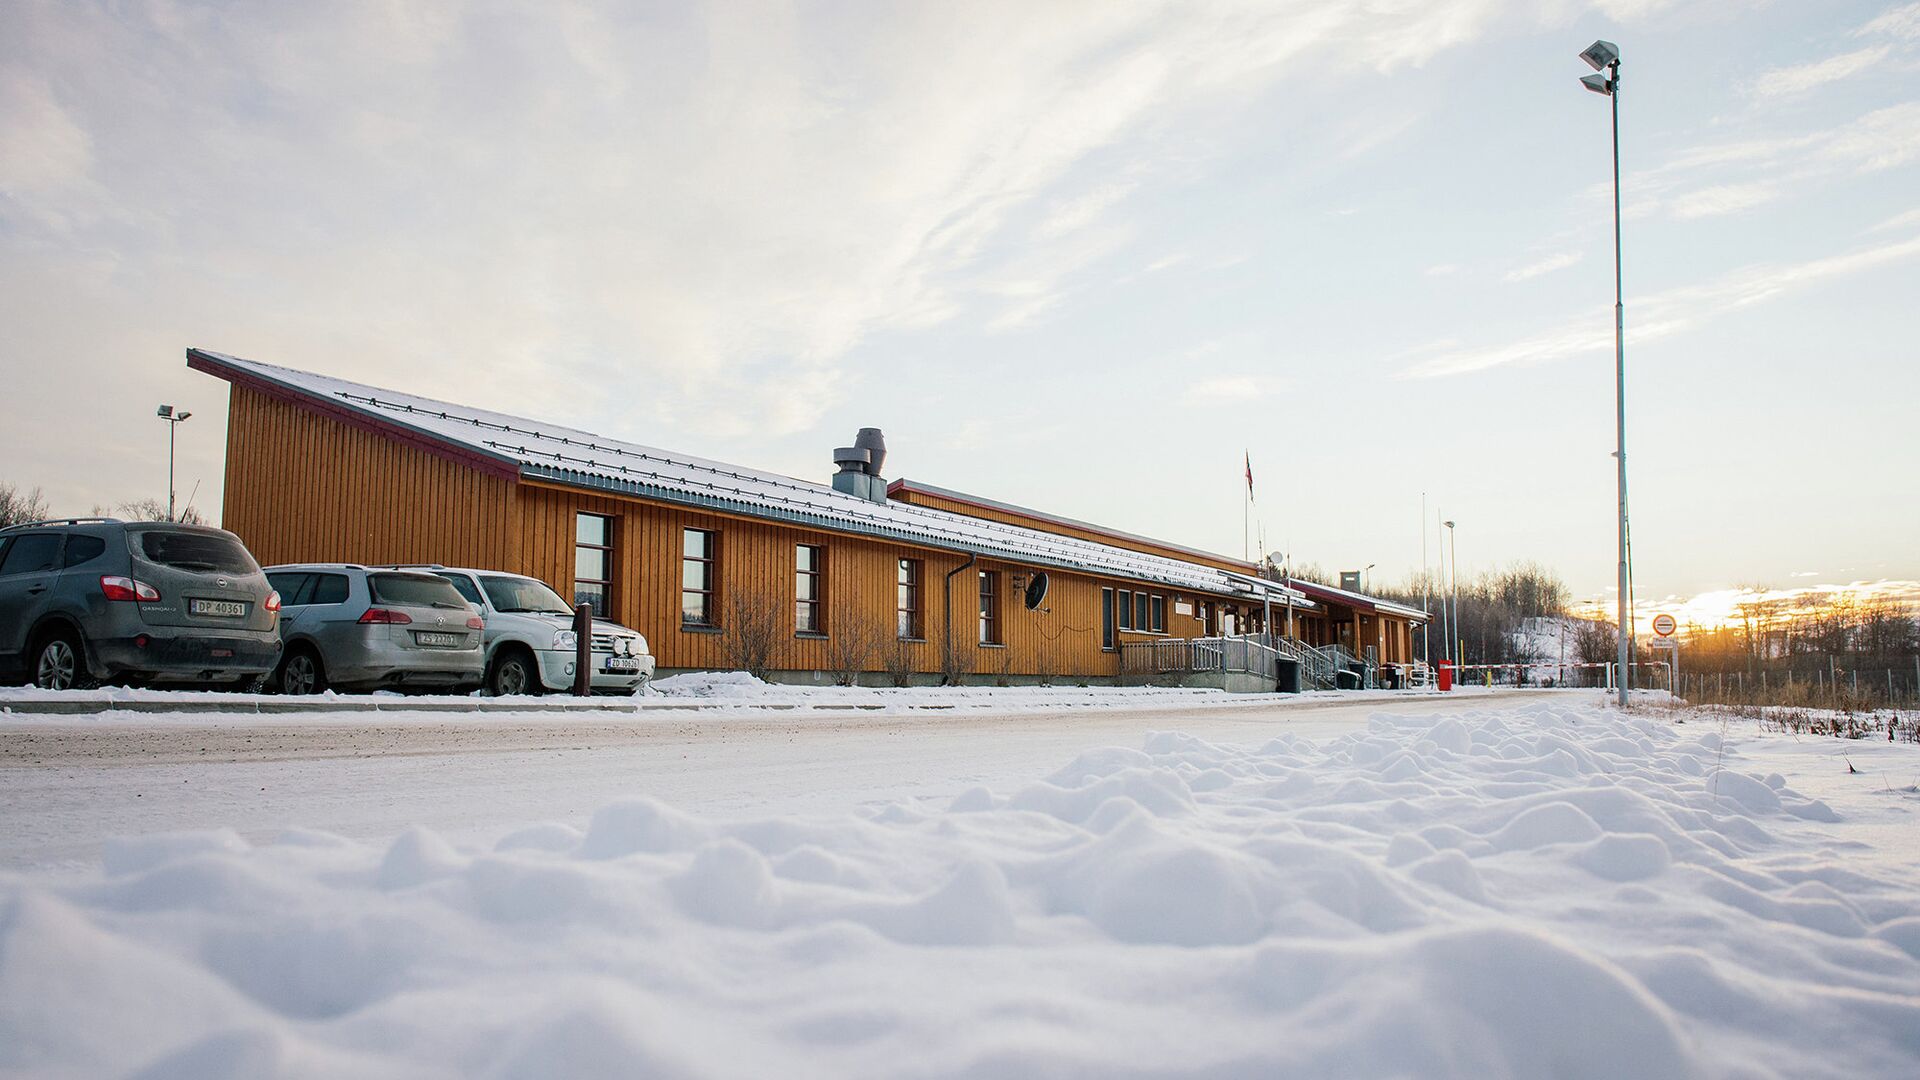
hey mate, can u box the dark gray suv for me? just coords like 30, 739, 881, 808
0, 518, 283, 689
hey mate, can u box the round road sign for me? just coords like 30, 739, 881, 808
1652, 613, 1676, 637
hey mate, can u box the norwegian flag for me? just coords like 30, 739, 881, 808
1244, 451, 1254, 502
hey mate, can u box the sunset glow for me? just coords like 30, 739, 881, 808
1571, 579, 1920, 636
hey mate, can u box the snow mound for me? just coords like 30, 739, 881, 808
3, 701, 1918, 1078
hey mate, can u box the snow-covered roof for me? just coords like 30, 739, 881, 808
189, 349, 1308, 605
1285, 576, 1429, 621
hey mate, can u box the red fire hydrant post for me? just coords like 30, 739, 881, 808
572, 603, 593, 697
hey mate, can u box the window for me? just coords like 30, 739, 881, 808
896, 558, 921, 639
310, 574, 349, 606
479, 574, 572, 615
1151, 594, 1166, 633
978, 570, 1000, 645
1101, 587, 1116, 650
574, 513, 613, 618
682, 528, 716, 626
266, 572, 311, 607
1134, 592, 1148, 634
369, 572, 469, 609
437, 573, 485, 607
795, 544, 824, 634
134, 530, 257, 573
0, 533, 61, 576
63, 535, 106, 567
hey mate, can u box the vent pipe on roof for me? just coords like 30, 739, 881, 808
832, 428, 888, 503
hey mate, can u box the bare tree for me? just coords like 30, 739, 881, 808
883, 639, 916, 688
98, 498, 205, 525
0, 483, 52, 528
721, 589, 783, 680
824, 605, 884, 687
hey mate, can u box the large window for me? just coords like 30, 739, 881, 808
574, 513, 613, 618
1134, 592, 1149, 634
897, 558, 921, 639
1117, 589, 1133, 631
1150, 594, 1166, 633
682, 528, 716, 626
795, 544, 823, 634
978, 570, 1000, 645
1101, 587, 1116, 650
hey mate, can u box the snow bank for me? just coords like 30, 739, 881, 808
3, 701, 1917, 1078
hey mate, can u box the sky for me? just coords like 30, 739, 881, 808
3, 0, 1917, 622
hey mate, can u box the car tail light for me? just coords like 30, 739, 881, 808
264, 591, 282, 614
358, 608, 413, 625
101, 575, 161, 602
466, 616, 485, 630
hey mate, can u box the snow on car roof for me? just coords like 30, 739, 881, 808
189, 349, 1308, 604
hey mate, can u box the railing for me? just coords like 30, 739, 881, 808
1119, 634, 1286, 685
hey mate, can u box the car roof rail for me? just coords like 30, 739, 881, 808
375, 563, 448, 570
0, 516, 124, 533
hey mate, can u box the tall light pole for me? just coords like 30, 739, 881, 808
157, 405, 192, 521
1580, 39, 1631, 709
1444, 520, 1458, 667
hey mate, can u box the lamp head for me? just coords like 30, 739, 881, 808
177, 411, 192, 421
1580, 40, 1618, 71
156, 404, 173, 418
1580, 72, 1614, 96
1443, 520, 1455, 529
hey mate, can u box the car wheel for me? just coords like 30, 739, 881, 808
279, 648, 327, 695
489, 651, 540, 697
33, 630, 93, 691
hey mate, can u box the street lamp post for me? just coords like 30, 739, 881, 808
1444, 520, 1458, 668
1580, 39, 1632, 709
156, 405, 192, 522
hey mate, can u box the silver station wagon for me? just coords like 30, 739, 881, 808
262, 565, 485, 694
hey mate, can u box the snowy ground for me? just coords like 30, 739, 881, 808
3, 689, 1918, 1078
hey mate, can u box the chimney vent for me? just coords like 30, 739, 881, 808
831, 428, 889, 503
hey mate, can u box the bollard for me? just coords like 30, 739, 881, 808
573, 603, 593, 697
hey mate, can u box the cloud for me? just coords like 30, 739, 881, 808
1748, 45, 1890, 100
0, 0, 1542, 490
1870, 207, 1920, 232
1859, 2, 1920, 40
1182, 374, 1287, 404
1503, 251, 1583, 282
1401, 232, 1920, 378
1668, 182, 1778, 219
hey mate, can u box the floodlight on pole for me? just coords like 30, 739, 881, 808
1577, 38, 1632, 710
157, 404, 192, 522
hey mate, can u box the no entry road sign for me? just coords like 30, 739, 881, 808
1652, 613, 1676, 637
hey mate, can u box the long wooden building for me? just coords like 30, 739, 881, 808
189, 348, 1424, 685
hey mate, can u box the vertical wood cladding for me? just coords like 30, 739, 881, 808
221, 385, 518, 572
217, 384, 1271, 679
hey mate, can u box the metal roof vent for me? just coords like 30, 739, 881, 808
832, 428, 888, 503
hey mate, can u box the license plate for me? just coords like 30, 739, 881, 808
415, 631, 464, 647
189, 599, 245, 618
603, 656, 641, 673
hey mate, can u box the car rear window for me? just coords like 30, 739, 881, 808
369, 573, 469, 609
136, 530, 259, 574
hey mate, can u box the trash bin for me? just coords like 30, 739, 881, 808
1380, 666, 1401, 690
1336, 668, 1361, 690
1437, 660, 1454, 692
1275, 658, 1302, 694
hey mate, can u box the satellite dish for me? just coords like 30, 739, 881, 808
1024, 572, 1050, 610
